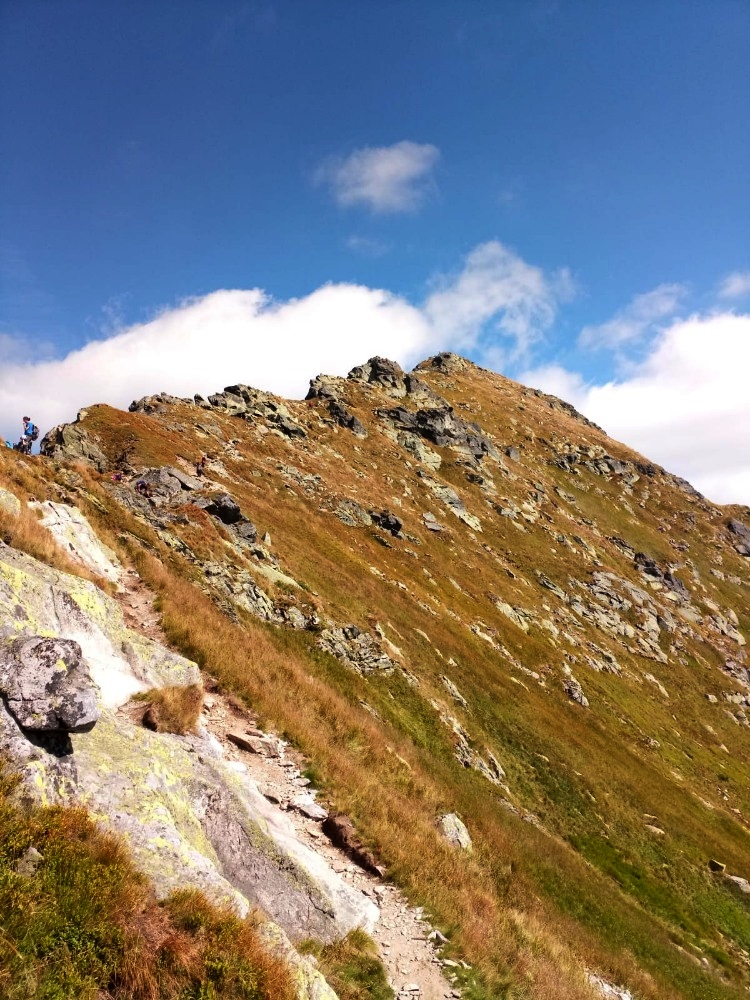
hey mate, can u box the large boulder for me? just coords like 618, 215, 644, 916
40, 419, 109, 472
199, 492, 243, 525
140, 467, 183, 497
0, 540, 200, 709
438, 813, 472, 851
0, 636, 100, 731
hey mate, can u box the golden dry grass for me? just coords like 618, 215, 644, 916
136, 683, 204, 735
0, 501, 112, 591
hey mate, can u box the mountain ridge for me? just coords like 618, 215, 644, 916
2, 352, 750, 1000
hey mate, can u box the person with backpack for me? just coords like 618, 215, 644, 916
22, 417, 39, 454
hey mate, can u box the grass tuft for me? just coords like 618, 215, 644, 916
300, 928, 394, 1000
135, 684, 204, 735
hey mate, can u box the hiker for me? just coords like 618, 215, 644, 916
21, 416, 39, 454
195, 453, 207, 477
135, 479, 151, 498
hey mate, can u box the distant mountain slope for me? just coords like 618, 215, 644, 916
5, 352, 750, 1000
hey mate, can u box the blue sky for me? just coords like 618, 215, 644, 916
1, 1, 749, 502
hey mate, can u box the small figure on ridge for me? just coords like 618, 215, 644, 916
21, 416, 39, 454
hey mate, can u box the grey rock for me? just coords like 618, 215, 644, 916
306, 377, 368, 437
441, 675, 468, 709
207, 384, 306, 438
0, 637, 100, 732
438, 813, 472, 851
370, 509, 403, 536
235, 519, 259, 542
0, 487, 21, 518
40, 420, 109, 472
129, 392, 185, 414
422, 512, 446, 532
415, 352, 467, 374
726, 875, 750, 894
292, 794, 328, 821
328, 401, 367, 437
140, 467, 183, 497
317, 625, 397, 675
562, 674, 589, 708
14, 845, 44, 876
419, 474, 482, 531
204, 492, 243, 524
0, 540, 200, 707
166, 467, 204, 491
348, 356, 407, 397
30, 502, 121, 583
728, 519, 750, 556
334, 499, 372, 528
536, 572, 567, 601
379, 405, 498, 463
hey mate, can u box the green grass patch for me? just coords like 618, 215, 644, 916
299, 929, 394, 1000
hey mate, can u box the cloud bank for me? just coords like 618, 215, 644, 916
4, 250, 748, 507
0, 240, 563, 444
523, 311, 750, 505
315, 140, 440, 213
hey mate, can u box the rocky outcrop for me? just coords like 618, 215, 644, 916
562, 669, 589, 708
31, 500, 121, 582
379, 404, 498, 464
40, 417, 109, 472
213, 385, 307, 438
414, 352, 468, 375
0, 636, 100, 731
419, 473, 482, 531
306, 375, 368, 437
317, 624, 398, 675
0, 532, 378, 955
130, 384, 309, 439
128, 391, 189, 414
197, 491, 243, 524
728, 519, 750, 557
348, 356, 409, 397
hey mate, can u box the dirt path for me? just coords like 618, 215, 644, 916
114, 569, 462, 1000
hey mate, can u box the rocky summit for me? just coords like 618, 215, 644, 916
2, 353, 750, 1000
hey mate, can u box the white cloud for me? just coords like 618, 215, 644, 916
0, 241, 565, 444
718, 270, 750, 301
316, 141, 440, 213
523, 311, 750, 505
579, 283, 686, 350
423, 241, 571, 366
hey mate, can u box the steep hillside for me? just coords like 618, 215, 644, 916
3, 353, 750, 1000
